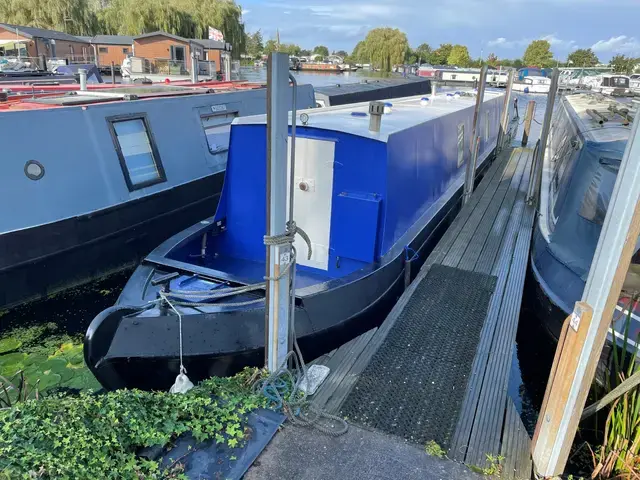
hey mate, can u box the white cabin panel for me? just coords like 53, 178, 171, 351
287, 137, 335, 270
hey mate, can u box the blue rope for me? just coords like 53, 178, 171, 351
404, 246, 419, 262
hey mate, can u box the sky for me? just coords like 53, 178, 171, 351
239, 0, 640, 62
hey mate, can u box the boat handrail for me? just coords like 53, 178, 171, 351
526, 138, 542, 206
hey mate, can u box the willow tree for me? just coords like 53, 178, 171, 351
0, 0, 99, 35
98, 0, 196, 37
358, 28, 408, 71
173, 0, 245, 57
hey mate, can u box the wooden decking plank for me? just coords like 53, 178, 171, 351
450, 149, 533, 462
312, 328, 377, 412
474, 149, 533, 275
464, 181, 536, 466
501, 400, 518, 480
440, 149, 522, 269
426, 148, 512, 268
458, 149, 528, 272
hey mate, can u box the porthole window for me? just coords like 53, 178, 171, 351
24, 160, 45, 180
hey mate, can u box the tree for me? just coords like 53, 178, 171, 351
486, 52, 498, 67
354, 28, 408, 71
313, 45, 329, 57
512, 58, 524, 69
414, 43, 432, 64
333, 50, 348, 58
351, 40, 366, 63
447, 44, 471, 67
97, 0, 247, 56
567, 48, 599, 67
523, 40, 553, 67
299, 49, 311, 57
263, 38, 278, 55
431, 43, 453, 65
0, 0, 100, 35
245, 29, 263, 58
609, 54, 638, 74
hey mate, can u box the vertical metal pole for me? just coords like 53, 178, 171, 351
463, 64, 488, 205
110, 61, 116, 84
190, 52, 198, 83
265, 52, 292, 372
78, 68, 87, 91
526, 69, 559, 204
532, 102, 640, 478
497, 70, 515, 150
521, 101, 536, 146
40, 54, 47, 72
224, 54, 232, 82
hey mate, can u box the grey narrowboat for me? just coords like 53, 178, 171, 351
0, 83, 315, 309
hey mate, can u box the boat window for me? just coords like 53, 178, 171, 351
123, 47, 129, 54
99, 47, 108, 53
457, 123, 465, 167
108, 115, 166, 191
201, 112, 238, 153
612, 77, 629, 87
578, 160, 619, 225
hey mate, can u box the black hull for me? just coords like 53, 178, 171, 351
529, 263, 614, 386
86, 153, 496, 391
0, 172, 224, 310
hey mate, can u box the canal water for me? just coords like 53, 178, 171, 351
0, 77, 556, 437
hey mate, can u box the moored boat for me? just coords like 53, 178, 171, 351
0, 82, 314, 310
85, 89, 508, 390
530, 92, 639, 381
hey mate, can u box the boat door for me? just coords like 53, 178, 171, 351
287, 137, 335, 271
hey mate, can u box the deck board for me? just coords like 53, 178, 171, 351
308, 146, 535, 477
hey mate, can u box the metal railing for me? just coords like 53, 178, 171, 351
126, 57, 218, 77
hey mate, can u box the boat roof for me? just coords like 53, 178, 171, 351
564, 93, 635, 143
0, 81, 264, 111
235, 89, 504, 142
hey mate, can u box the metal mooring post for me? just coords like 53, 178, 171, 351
463, 64, 488, 205
532, 104, 640, 477
110, 62, 116, 84
496, 69, 515, 151
190, 52, 198, 83
78, 68, 87, 91
527, 68, 560, 204
265, 52, 292, 372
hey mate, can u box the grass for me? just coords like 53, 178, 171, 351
425, 440, 446, 458
590, 295, 640, 479
469, 454, 504, 477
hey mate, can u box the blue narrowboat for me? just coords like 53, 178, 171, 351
85, 90, 507, 390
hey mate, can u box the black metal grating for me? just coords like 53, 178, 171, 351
341, 264, 497, 449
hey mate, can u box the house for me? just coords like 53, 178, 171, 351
132, 31, 231, 74
0, 23, 90, 61
85, 35, 134, 68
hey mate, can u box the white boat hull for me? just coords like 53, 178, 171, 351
512, 82, 551, 94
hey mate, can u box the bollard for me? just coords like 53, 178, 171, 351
190, 52, 198, 83
78, 68, 87, 91
110, 62, 116, 84
521, 101, 536, 146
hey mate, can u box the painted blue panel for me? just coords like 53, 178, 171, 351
331, 192, 381, 263
217, 124, 386, 279
381, 95, 502, 254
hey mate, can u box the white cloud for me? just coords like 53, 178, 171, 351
283, 10, 291, 14
486, 34, 577, 50
241, 9, 251, 15
591, 35, 640, 54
